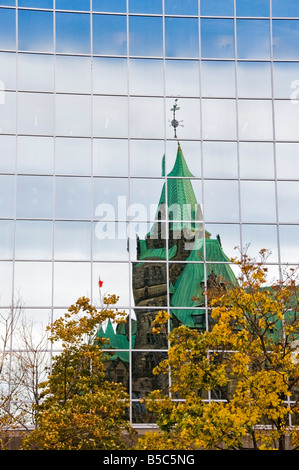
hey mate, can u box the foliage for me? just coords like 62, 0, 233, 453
137, 250, 299, 450
21, 295, 135, 450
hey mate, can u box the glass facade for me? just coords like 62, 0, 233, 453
0, 0, 299, 427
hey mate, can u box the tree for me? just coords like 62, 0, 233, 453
137, 250, 299, 450
21, 295, 136, 450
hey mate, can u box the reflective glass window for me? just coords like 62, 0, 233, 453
238, 100, 273, 141
129, 178, 164, 221
54, 221, 91, 260
0, 8, 15, 50
93, 177, 128, 221
274, 100, 299, 141
0, 220, 13, 258
0, 262, 12, 306
130, 140, 165, 177
17, 92, 54, 136
239, 142, 274, 179
93, 221, 128, 261
165, 17, 199, 58
129, 16, 163, 57
242, 224, 278, 262
93, 96, 128, 138
237, 62, 271, 98
166, 140, 201, 177
272, 1, 299, 17
16, 175, 53, 218
15, 220, 53, 260
18, 53, 54, 92
277, 181, 299, 224
14, 262, 52, 307
129, 0, 162, 14
201, 19, 234, 59
202, 99, 236, 140
18, 0, 53, 7
0, 91, 16, 133
165, 60, 200, 97
55, 176, 91, 219
55, 94, 91, 137
56, 12, 90, 54
280, 225, 299, 264
165, 0, 198, 15
55, 138, 91, 176
166, 97, 201, 140
93, 14, 127, 55
18, 10, 53, 52
92, 262, 130, 306
201, 61, 235, 97
276, 143, 299, 180
55, 56, 91, 94
273, 62, 299, 98
240, 181, 276, 223
0, 52, 16, 90
0, 175, 14, 218
93, 139, 128, 177
53, 262, 91, 308
56, 0, 90, 11
93, 57, 127, 95
200, 0, 234, 16
203, 142, 238, 178
237, 20, 270, 59
17, 136, 54, 174
273, 20, 299, 60
204, 180, 239, 223
0, 1, 15, 5
129, 59, 163, 96
0, 135, 15, 173
236, 0, 269, 17
129, 97, 164, 139
92, 0, 126, 13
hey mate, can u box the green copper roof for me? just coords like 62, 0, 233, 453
96, 319, 135, 363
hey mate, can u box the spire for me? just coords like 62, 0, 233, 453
170, 98, 183, 139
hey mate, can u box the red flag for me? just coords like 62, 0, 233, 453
99, 280, 103, 288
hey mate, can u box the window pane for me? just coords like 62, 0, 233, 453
201, 19, 235, 59
18, 0, 53, 7
15, 220, 53, 260
129, 59, 163, 96
203, 142, 238, 178
92, 0, 126, 13
0, 175, 14, 217
130, 178, 164, 221
0, 262, 12, 306
92, 262, 130, 306
56, 12, 90, 54
93, 57, 127, 95
277, 181, 299, 223
0, 52, 16, 90
242, 224, 278, 262
55, 56, 91, 93
93, 139, 128, 177
204, 180, 239, 223
0, 1, 15, 5
272, 0, 299, 17
55, 138, 91, 176
240, 181, 276, 223
56, 0, 90, 10
0, 8, 16, 50
93, 177, 128, 221
18, 93, 54, 136
129, 16, 163, 57
165, 17, 199, 58
93, 221, 128, 261
236, 0, 269, 17
53, 262, 91, 307
165, 60, 200, 97
93, 96, 128, 138
237, 19, 270, 59
129, 0, 162, 14
93, 14, 127, 55
54, 221, 91, 260
201, 61, 235, 97
0, 91, 16, 133
274, 100, 299, 141
14, 262, 52, 306
16, 175, 53, 218
205, 223, 240, 261
130, 140, 165, 177
166, 140, 201, 177
200, 0, 234, 16
273, 62, 299, 98
280, 225, 299, 264
165, 0, 198, 15
276, 143, 299, 180
129, 97, 164, 139
237, 62, 271, 98
0, 135, 15, 172
18, 53, 54, 92
0, 220, 13, 258
202, 99, 236, 140
166, 97, 201, 140
55, 176, 91, 219
55, 94, 91, 137
18, 10, 53, 52
238, 100, 273, 141
239, 142, 274, 179
17, 136, 54, 174
273, 20, 299, 60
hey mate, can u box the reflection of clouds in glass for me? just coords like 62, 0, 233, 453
0, 262, 13, 307
129, 16, 163, 57
274, 100, 299, 141
14, 262, 52, 307
0, 91, 16, 134
0, 52, 16, 90
93, 96, 128, 138
16, 175, 53, 218
203, 142, 238, 179
15, 220, 52, 260
129, 59, 163, 96
54, 221, 91, 260
166, 60, 200, 97
56, 138, 91, 176
201, 61, 235, 97
129, 97, 164, 139
165, 17, 199, 58
236, 0, 270, 17
0, 220, 14, 258
18, 136, 54, 174
238, 100, 273, 141
0, 175, 14, 218
56, 12, 90, 54
18, 92, 54, 136
0, 135, 16, 173
237, 20, 270, 59
273, 20, 299, 60
56, 56, 91, 94
237, 62, 272, 98
93, 57, 127, 95
200, 0, 234, 16
93, 139, 128, 177
273, 62, 299, 98
93, 14, 127, 55
201, 19, 234, 59
18, 10, 53, 52
18, 53, 54, 92
240, 181, 276, 223
55, 94, 91, 137
239, 142, 274, 180
202, 99, 236, 140
277, 181, 299, 224
55, 176, 91, 219
276, 143, 299, 180
53, 262, 91, 307
204, 180, 239, 223
280, 225, 299, 263
242, 224, 278, 263
92, 262, 130, 306
0, 8, 16, 50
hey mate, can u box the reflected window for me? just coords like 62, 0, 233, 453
0, 220, 13, 258
18, 53, 54, 92
240, 181, 276, 223
274, 100, 299, 141
93, 57, 127, 95
276, 143, 299, 180
14, 262, 52, 307
93, 139, 128, 177
55, 138, 91, 176
273, 62, 299, 98
272, 0, 299, 17
17, 136, 54, 174
201, 19, 234, 59
129, 97, 164, 139
129, 0, 162, 14
17, 92, 54, 136
129, 16, 163, 57
242, 224, 278, 262
93, 96, 128, 138
237, 62, 271, 98
236, 0, 269, 17
165, 0, 198, 15
53, 262, 91, 307
165, 60, 200, 97
93, 221, 128, 261
55, 176, 91, 219
55, 56, 91, 93
202, 99, 236, 140
129, 59, 163, 96
93, 14, 127, 55
237, 20, 270, 59
277, 181, 299, 224
273, 20, 299, 60
93, 177, 128, 221
16, 175, 53, 218
0, 52, 16, 90
0, 175, 14, 218
15, 220, 53, 260
18, 10, 53, 52
201, 61, 235, 97
18, 0, 53, 7
130, 140, 165, 177
0, 91, 16, 134
55, 94, 91, 137
239, 142, 274, 179
56, 12, 90, 54
56, 0, 90, 10
238, 100, 273, 141
203, 142, 238, 178
0, 8, 16, 50
204, 180, 239, 223
54, 221, 91, 260
165, 17, 199, 58
0, 135, 15, 173
200, 0, 234, 16
92, 0, 126, 13
280, 225, 299, 264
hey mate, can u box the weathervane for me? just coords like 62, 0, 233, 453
170, 98, 184, 139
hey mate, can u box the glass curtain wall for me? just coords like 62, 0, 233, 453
0, 0, 299, 426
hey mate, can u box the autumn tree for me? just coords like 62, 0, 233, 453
137, 250, 299, 450
21, 295, 135, 450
